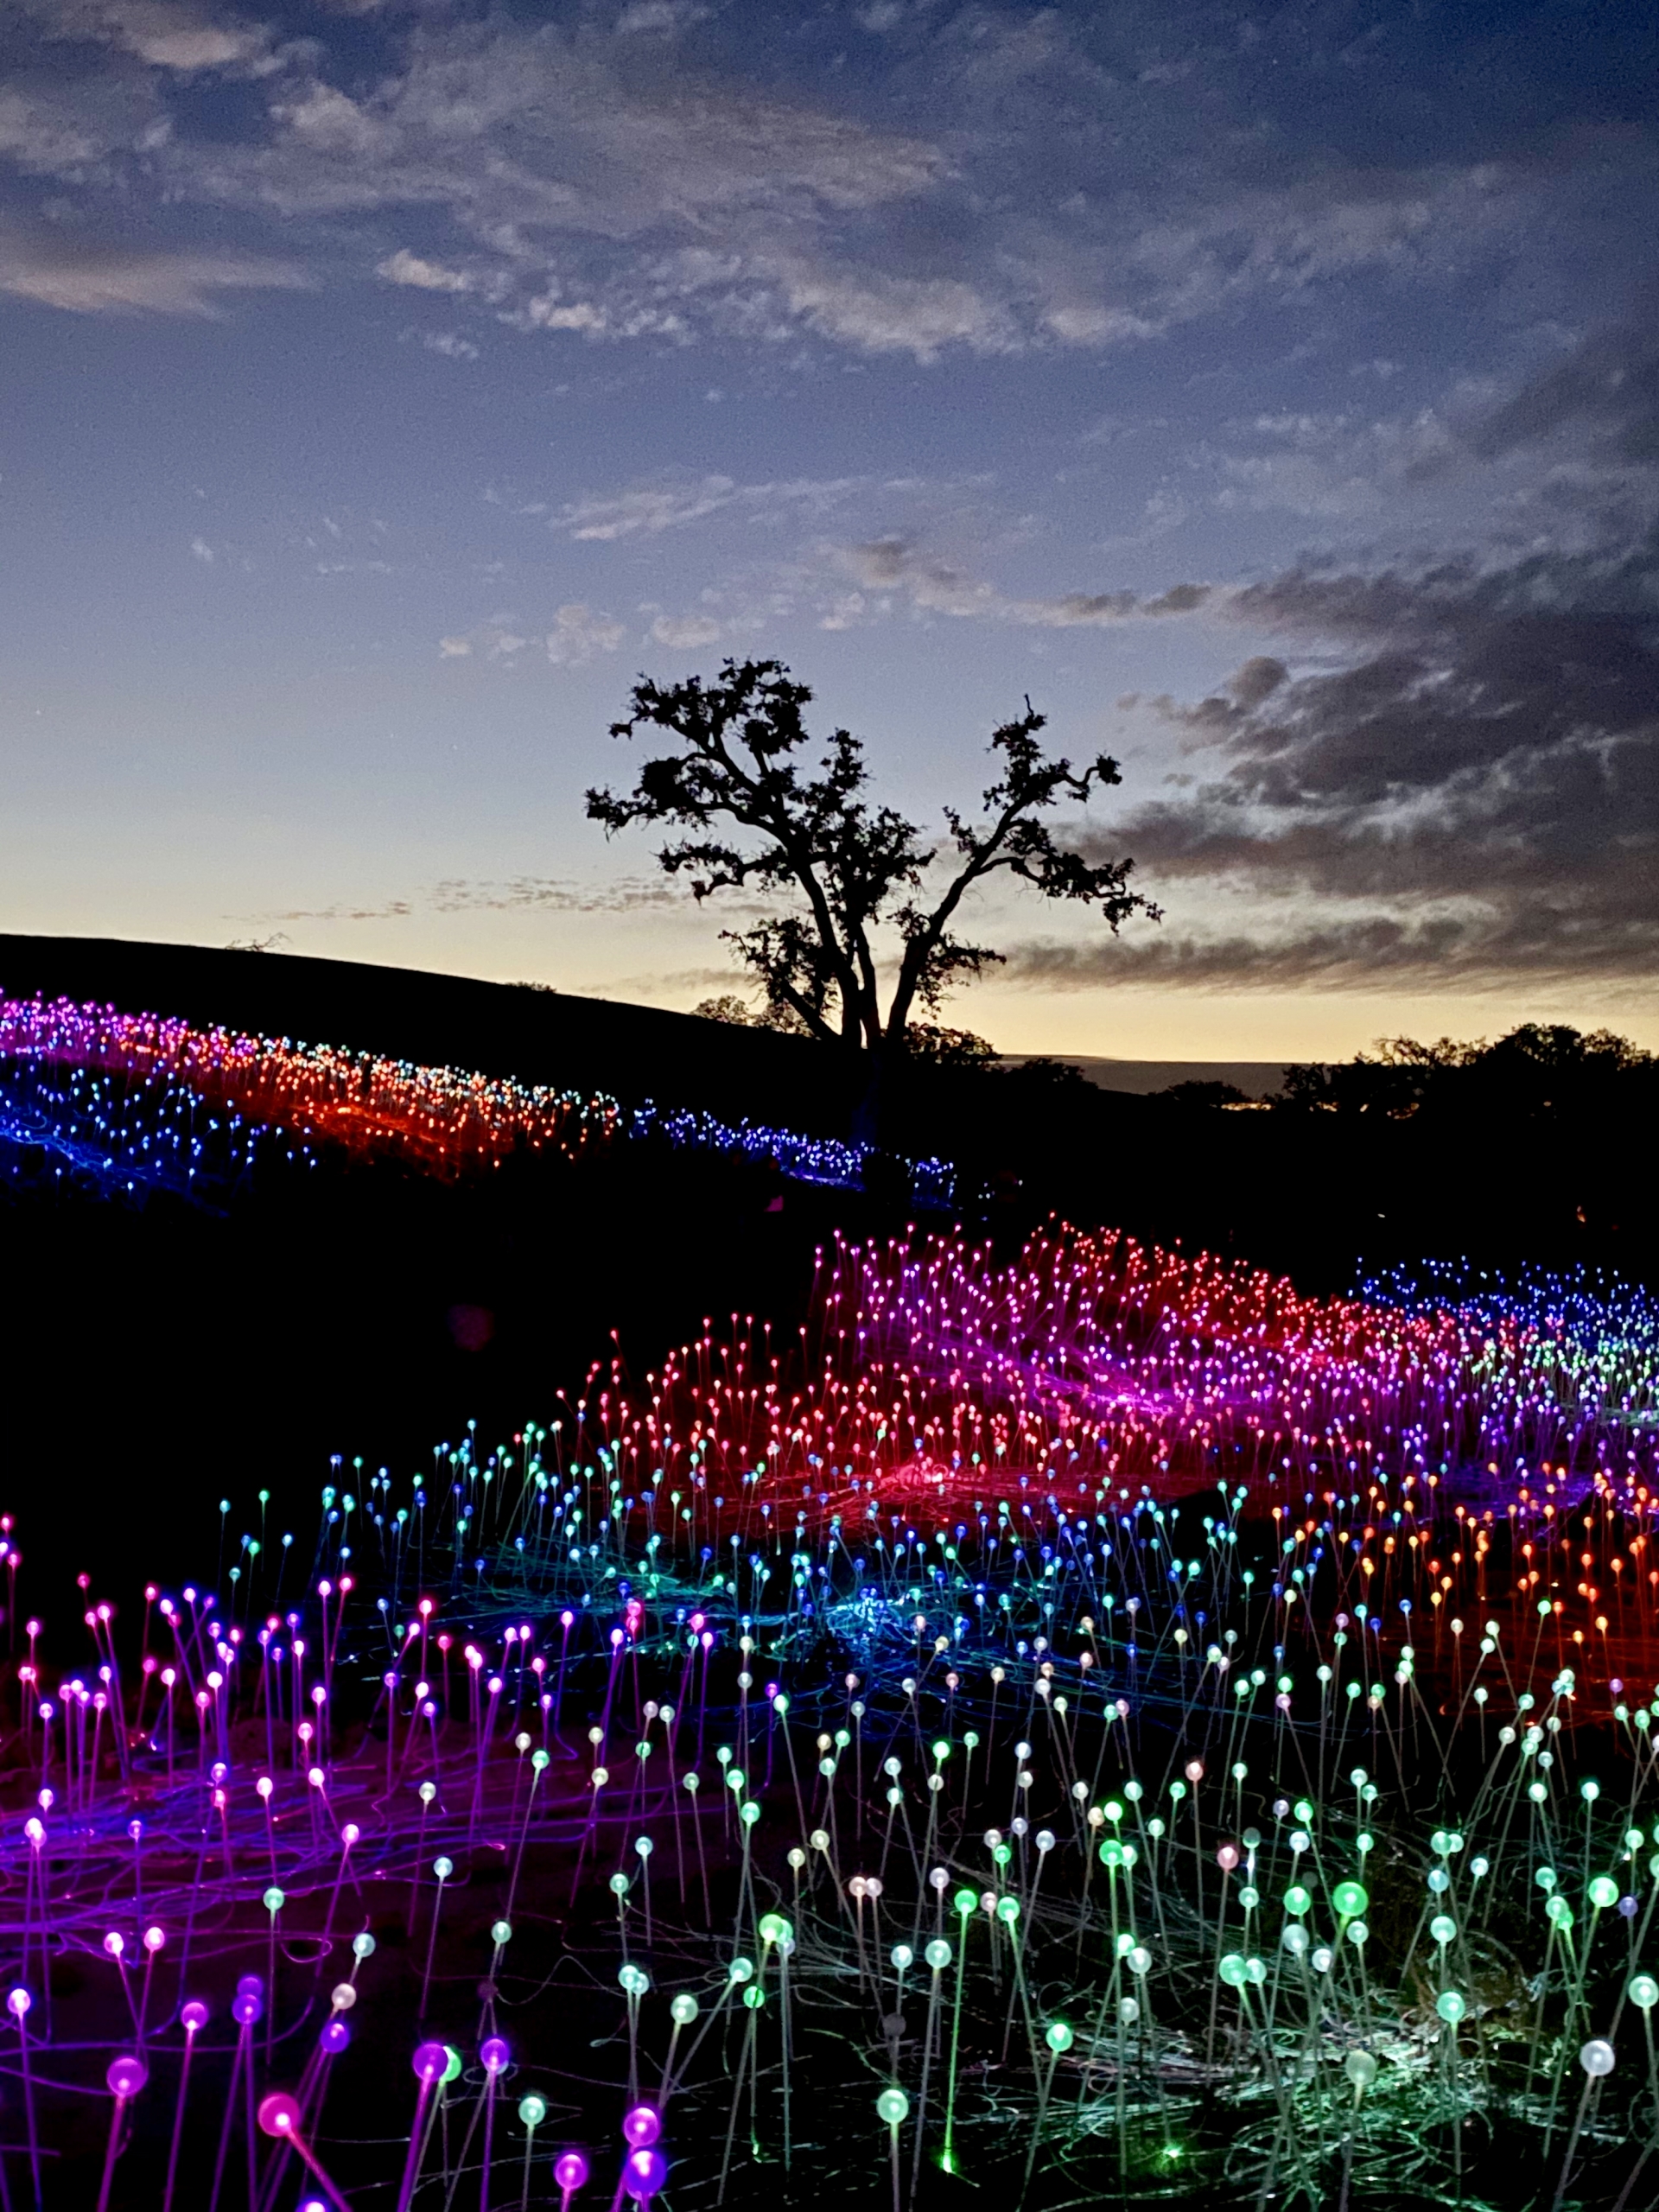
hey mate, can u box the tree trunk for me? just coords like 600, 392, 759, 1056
850, 1046, 887, 1149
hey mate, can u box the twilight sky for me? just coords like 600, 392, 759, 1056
3, 0, 1656, 1059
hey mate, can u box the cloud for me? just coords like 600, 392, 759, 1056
517, 296, 615, 336
454, 620, 528, 659
0, 84, 139, 173
428, 875, 678, 914
1006, 902, 1659, 998
563, 474, 739, 541
1191, 403, 1465, 523
1214, 449, 1386, 522
1054, 535, 1659, 993
557, 471, 871, 542
546, 602, 626, 664
1225, 655, 1289, 709
839, 538, 1211, 626
421, 328, 478, 359
649, 612, 721, 648
272, 899, 415, 922
26, 0, 276, 74
1122, 172, 1492, 328
436, 605, 625, 666
276, 874, 683, 924
772, 260, 1014, 361
613, 1, 709, 33
189, 535, 214, 562
0, 219, 308, 314
377, 248, 475, 294
1466, 314, 1659, 467
6, 1, 1641, 369
168, 23, 951, 238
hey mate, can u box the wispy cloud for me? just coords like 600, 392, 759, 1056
836, 538, 1211, 626
613, 1, 710, 35
270, 899, 415, 922
546, 603, 626, 664
274, 875, 684, 923
0, 217, 308, 315
555, 472, 874, 542
428, 875, 679, 914
418, 328, 477, 359
649, 611, 721, 648
436, 604, 627, 666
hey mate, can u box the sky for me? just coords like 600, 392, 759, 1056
2, 0, 1656, 1062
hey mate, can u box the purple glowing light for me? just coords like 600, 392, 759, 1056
621, 2146, 668, 2200
105, 2053, 148, 2100
554, 2150, 591, 2193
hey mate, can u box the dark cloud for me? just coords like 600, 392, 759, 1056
1009, 898, 1658, 995
1224, 654, 1288, 709
1043, 534, 1659, 993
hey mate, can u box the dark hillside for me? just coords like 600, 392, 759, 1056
0, 931, 863, 1133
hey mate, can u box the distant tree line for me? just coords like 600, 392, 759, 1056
1265, 1024, 1654, 1120
694, 1005, 1655, 1126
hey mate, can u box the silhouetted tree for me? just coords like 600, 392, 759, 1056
588, 658, 1157, 1055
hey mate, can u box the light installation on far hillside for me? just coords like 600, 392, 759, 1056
0, 995, 613, 1179
0, 994, 957, 1210
0, 1224, 1656, 2205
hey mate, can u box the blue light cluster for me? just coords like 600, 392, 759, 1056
626, 1101, 957, 1210
1357, 1258, 1658, 1424
0, 1053, 306, 1210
